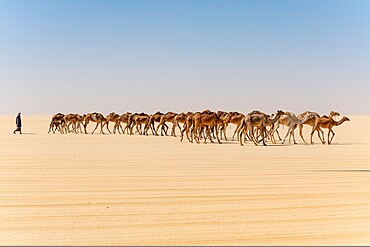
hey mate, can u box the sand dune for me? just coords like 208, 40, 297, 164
0, 115, 369, 245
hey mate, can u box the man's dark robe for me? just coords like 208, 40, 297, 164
16, 114, 22, 127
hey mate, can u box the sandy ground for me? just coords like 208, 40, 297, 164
0, 115, 369, 245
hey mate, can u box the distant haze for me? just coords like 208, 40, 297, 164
0, 0, 369, 115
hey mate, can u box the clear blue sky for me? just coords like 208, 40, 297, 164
0, 0, 369, 115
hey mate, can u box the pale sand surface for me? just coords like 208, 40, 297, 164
0, 115, 369, 245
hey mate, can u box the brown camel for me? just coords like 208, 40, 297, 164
193, 111, 221, 144
239, 110, 284, 146
298, 111, 341, 144
64, 114, 86, 134
84, 112, 109, 134
310, 116, 350, 145
105, 112, 120, 134
48, 113, 65, 134
113, 112, 132, 134
156, 112, 177, 136
219, 112, 245, 141
172, 112, 192, 137
129, 113, 150, 135
145, 112, 167, 136
180, 112, 196, 143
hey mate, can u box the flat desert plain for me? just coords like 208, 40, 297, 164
0, 115, 370, 245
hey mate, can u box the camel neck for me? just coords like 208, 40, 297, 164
334, 117, 347, 126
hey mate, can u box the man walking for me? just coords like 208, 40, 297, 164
14, 112, 22, 134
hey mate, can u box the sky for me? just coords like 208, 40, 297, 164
0, 0, 369, 115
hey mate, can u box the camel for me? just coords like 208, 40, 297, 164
219, 112, 245, 141
298, 111, 341, 144
193, 111, 221, 144
105, 112, 120, 134
180, 112, 196, 143
310, 116, 350, 145
239, 110, 284, 146
129, 113, 150, 135
48, 113, 65, 134
273, 111, 314, 144
84, 112, 109, 134
172, 112, 192, 137
113, 112, 132, 134
156, 112, 177, 136
215, 111, 228, 140
144, 112, 167, 136
64, 114, 86, 134
50, 119, 66, 134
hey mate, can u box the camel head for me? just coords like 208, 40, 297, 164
343, 116, 350, 122
329, 111, 341, 117
276, 110, 285, 116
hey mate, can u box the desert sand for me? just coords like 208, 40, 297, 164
0, 115, 369, 245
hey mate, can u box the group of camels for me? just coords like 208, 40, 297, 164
48, 110, 350, 145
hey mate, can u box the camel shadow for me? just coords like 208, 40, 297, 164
312, 169, 370, 173
328, 142, 365, 146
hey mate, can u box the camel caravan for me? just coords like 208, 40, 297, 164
48, 110, 350, 145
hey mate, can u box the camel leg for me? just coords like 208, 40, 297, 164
203, 127, 209, 143
239, 126, 245, 146
232, 124, 239, 141
171, 123, 176, 137
276, 130, 282, 141
194, 126, 201, 144
220, 124, 227, 141
73, 123, 78, 134
260, 127, 267, 146
206, 127, 213, 143
113, 123, 117, 134
164, 123, 170, 136
316, 128, 325, 144
48, 123, 52, 134
106, 122, 111, 134
299, 124, 305, 143
136, 124, 141, 135
310, 126, 315, 145
297, 124, 307, 144
249, 128, 259, 146
100, 122, 105, 134
320, 128, 326, 144
92, 122, 99, 134
180, 123, 186, 142
239, 128, 245, 146
84, 122, 88, 134
104, 122, 111, 134
329, 129, 335, 144
291, 128, 297, 144
156, 122, 163, 136
215, 125, 221, 144
123, 124, 130, 134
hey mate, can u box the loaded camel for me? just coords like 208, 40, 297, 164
105, 112, 121, 134
84, 112, 109, 134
